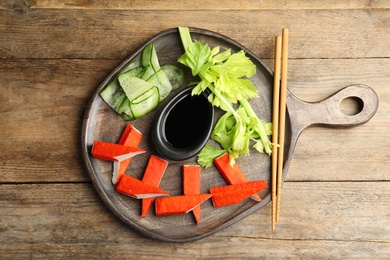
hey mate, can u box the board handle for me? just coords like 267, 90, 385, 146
287, 84, 379, 132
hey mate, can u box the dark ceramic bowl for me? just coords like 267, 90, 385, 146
152, 87, 214, 161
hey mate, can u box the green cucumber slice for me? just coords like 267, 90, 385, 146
141, 44, 153, 67
141, 65, 155, 80
121, 59, 142, 74
122, 113, 134, 121
130, 86, 160, 118
161, 64, 185, 90
118, 98, 135, 121
100, 67, 145, 113
121, 66, 145, 78
100, 43, 180, 121
118, 74, 155, 101
141, 44, 161, 72
99, 79, 126, 112
147, 69, 172, 101
149, 44, 161, 71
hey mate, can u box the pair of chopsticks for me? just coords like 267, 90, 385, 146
271, 28, 289, 230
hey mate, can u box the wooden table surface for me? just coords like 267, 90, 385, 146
1, 1, 389, 258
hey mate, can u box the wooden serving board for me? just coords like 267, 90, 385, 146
81, 28, 378, 242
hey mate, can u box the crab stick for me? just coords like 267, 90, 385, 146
113, 124, 143, 184
116, 174, 169, 199
91, 141, 145, 162
182, 165, 201, 224
210, 180, 268, 207
155, 194, 211, 216
214, 153, 262, 202
141, 155, 169, 217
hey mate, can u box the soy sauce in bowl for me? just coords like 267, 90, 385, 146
152, 87, 214, 161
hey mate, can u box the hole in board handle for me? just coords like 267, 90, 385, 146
339, 97, 364, 116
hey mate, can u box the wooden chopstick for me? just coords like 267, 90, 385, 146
271, 35, 282, 231
276, 28, 289, 223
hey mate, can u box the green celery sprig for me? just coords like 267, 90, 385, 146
177, 26, 273, 167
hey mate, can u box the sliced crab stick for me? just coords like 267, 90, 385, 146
112, 124, 143, 184
116, 174, 169, 199
155, 194, 211, 216
210, 180, 268, 207
214, 153, 262, 202
182, 165, 201, 224
91, 141, 145, 162
117, 124, 142, 147
141, 155, 169, 217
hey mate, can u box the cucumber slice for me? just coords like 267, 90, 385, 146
118, 74, 155, 101
149, 44, 161, 72
141, 44, 153, 67
122, 113, 134, 121
118, 98, 135, 121
161, 64, 185, 90
141, 44, 161, 72
99, 78, 127, 112
121, 59, 142, 74
141, 44, 172, 101
117, 97, 127, 114
130, 86, 160, 118
147, 69, 172, 101
101, 43, 181, 121
99, 67, 144, 116
141, 65, 155, 80
121, 66, 145, 78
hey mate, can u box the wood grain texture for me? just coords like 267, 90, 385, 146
0, 59, 118, 183
0, 183, 389, 258
2, 0, 389, 10
0, 0, 389, 257
1, 9, 390, 60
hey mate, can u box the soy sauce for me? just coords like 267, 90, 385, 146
165, 94, 209, 149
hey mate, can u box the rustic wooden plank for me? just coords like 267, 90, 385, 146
0, 182, 389, 258
0, 59, 119, 183
2, 0, 387, 11
226, 182, 390, 241
1, 9, 390, 60
0, 57, 388, 183
373, 0, 390, 8
1, 239, 389, 259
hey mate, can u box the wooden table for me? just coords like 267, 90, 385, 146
1, 1, 389, 258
